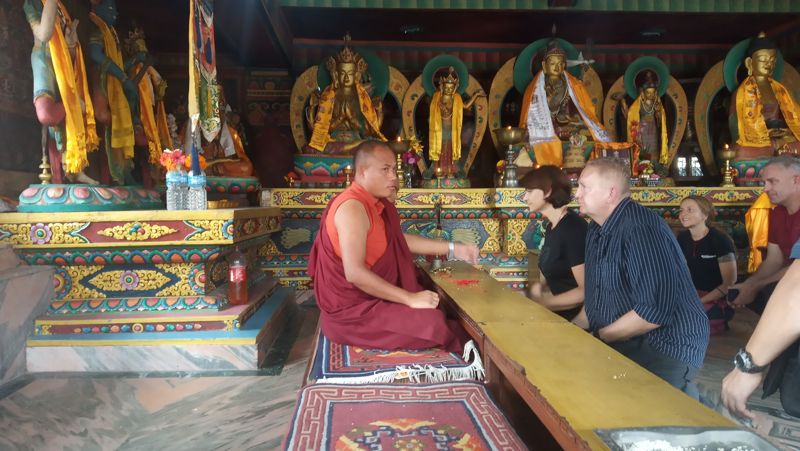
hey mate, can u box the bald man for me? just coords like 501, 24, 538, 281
308, 141, 479, 352
573, 158, 709, 398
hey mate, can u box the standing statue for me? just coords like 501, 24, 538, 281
24, 0, 99, 184
733, 32, 800, 161
88, 0, 137, 185
620, 71, 668, 171
123, 24, 171, 168
306, 34, 386, 154
428, 67, 484, 178
518, 39, 612, 167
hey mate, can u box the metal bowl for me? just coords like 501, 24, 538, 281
493, 127, 526, 148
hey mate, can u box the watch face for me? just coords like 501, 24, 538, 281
734, 352, 747, 369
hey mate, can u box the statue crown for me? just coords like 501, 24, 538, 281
438, 67, 459, 85
544, 39, 566, 60
326, 33, 368, 82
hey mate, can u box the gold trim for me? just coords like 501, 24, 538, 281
27, 337, 258, 347
666, 75, 689, 167
0, 207, 280, 223
34, 313, 243, 326
489, 58, 516, 150
289, 66, 318, 150
602, 76, 625, 141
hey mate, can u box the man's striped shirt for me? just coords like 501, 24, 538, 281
584, 197, 710, 368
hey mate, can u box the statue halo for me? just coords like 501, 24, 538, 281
513, 38, 580, 94
723, 37, 785, 92
623, 56, 670, 99
422, 55, 469, 96
316, 46, 390, 99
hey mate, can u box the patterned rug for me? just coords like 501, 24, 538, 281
309, 332, 484, 384
282, 382, 526, 450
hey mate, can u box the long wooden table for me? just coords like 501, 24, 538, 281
421, 262, 734, 450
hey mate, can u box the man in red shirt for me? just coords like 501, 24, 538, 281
309, 141, 479, 352
732, 156, 800, 314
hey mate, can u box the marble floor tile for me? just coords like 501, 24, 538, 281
0, 303, 319, 451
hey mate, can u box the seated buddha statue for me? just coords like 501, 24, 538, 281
518, 39, 612, 167
428, 67, 484, 178
305, 35, 386, 154
182, 85, 253, 178
732, 32, 800, 161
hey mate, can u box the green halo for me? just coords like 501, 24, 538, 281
723, 38, 785, 92
513, 38, 580, 94
623, 56, 670, 99
422, 55, 469, 96
316, 46, 389, 99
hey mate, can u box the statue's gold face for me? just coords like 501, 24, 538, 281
337, 62, 357, 88
441, 80, 457, 96
642, 87, 658, 102
543, 55, 565, 78
749, 49, 778, 78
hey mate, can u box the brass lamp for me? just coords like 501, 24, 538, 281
717, 144, 736, 188
387, 136, 409, 187
492, 126, 526, 188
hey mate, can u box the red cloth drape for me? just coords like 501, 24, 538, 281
309, 196, 465, 353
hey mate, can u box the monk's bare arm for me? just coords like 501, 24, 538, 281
403, 233, 479, 264
336, 200, 438, 308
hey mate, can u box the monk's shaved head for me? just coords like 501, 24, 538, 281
353, 140, 393, 173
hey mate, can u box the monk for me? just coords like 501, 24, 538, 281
309, 141, 479, 352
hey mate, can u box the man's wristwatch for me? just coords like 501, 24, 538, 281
447, 241, 455, 261
734, 348, 768, 373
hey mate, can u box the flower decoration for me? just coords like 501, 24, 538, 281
408, 136, 424, 154
403, 150, 419, 166
184, 153, 208, 171
496, 160, 506, 173
284, 171, 299, 184
30, 223, 52, 245
119, 270, 140, 290
159, 149, 185, 172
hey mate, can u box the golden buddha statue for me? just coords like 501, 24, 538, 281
306, 35, 386, 154
428, 67, 484, 178
518, 39, 612, 167
733, 32, 800, 160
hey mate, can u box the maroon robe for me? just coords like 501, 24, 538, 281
308, 196, 465, 353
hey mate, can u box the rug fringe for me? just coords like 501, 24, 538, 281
317, 340, 485, 385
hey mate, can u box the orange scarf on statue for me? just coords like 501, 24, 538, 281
736, 76, 800, 147
308, 84, 385, 151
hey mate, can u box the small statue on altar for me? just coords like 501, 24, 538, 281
182, 85, 254, 177
518, 39, 612, 167
619, 70, 668, 173
305, 34, 386, 154
732, 32, 800, 161
88, 0, 138, 184
428, 66, 484, 178
24, 0, 99, 184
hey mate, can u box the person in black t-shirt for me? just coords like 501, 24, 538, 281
677, 195, 737, 333
521, 166, 587, 320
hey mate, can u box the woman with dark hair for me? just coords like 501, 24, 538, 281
678, 195, 737, 333
521, 165, 587, 319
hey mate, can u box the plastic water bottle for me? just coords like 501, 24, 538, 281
227, 247, 248, 305
177, 169, 188, 210
187, 172, 207, 210
166, 170, 181, 210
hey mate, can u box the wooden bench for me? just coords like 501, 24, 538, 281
420, 261, 735, 450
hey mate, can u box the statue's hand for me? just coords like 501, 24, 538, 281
65, 19, 79, 49
769, 128, 789, 139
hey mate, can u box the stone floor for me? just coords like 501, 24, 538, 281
0, 291, 798, 450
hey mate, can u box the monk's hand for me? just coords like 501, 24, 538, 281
453, 242, 480, 264
406, 290, 440, 309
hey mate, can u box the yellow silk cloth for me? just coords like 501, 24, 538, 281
428, 91, 463, 162
133, 63, 162, 164
518, 72, 604, 166
89, 12, 134, 158
745, 192, 774, 273
627, 96, 668, 166
47, 0, 98, 173
308, 84, 386, 151
736, 76, 800, 147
